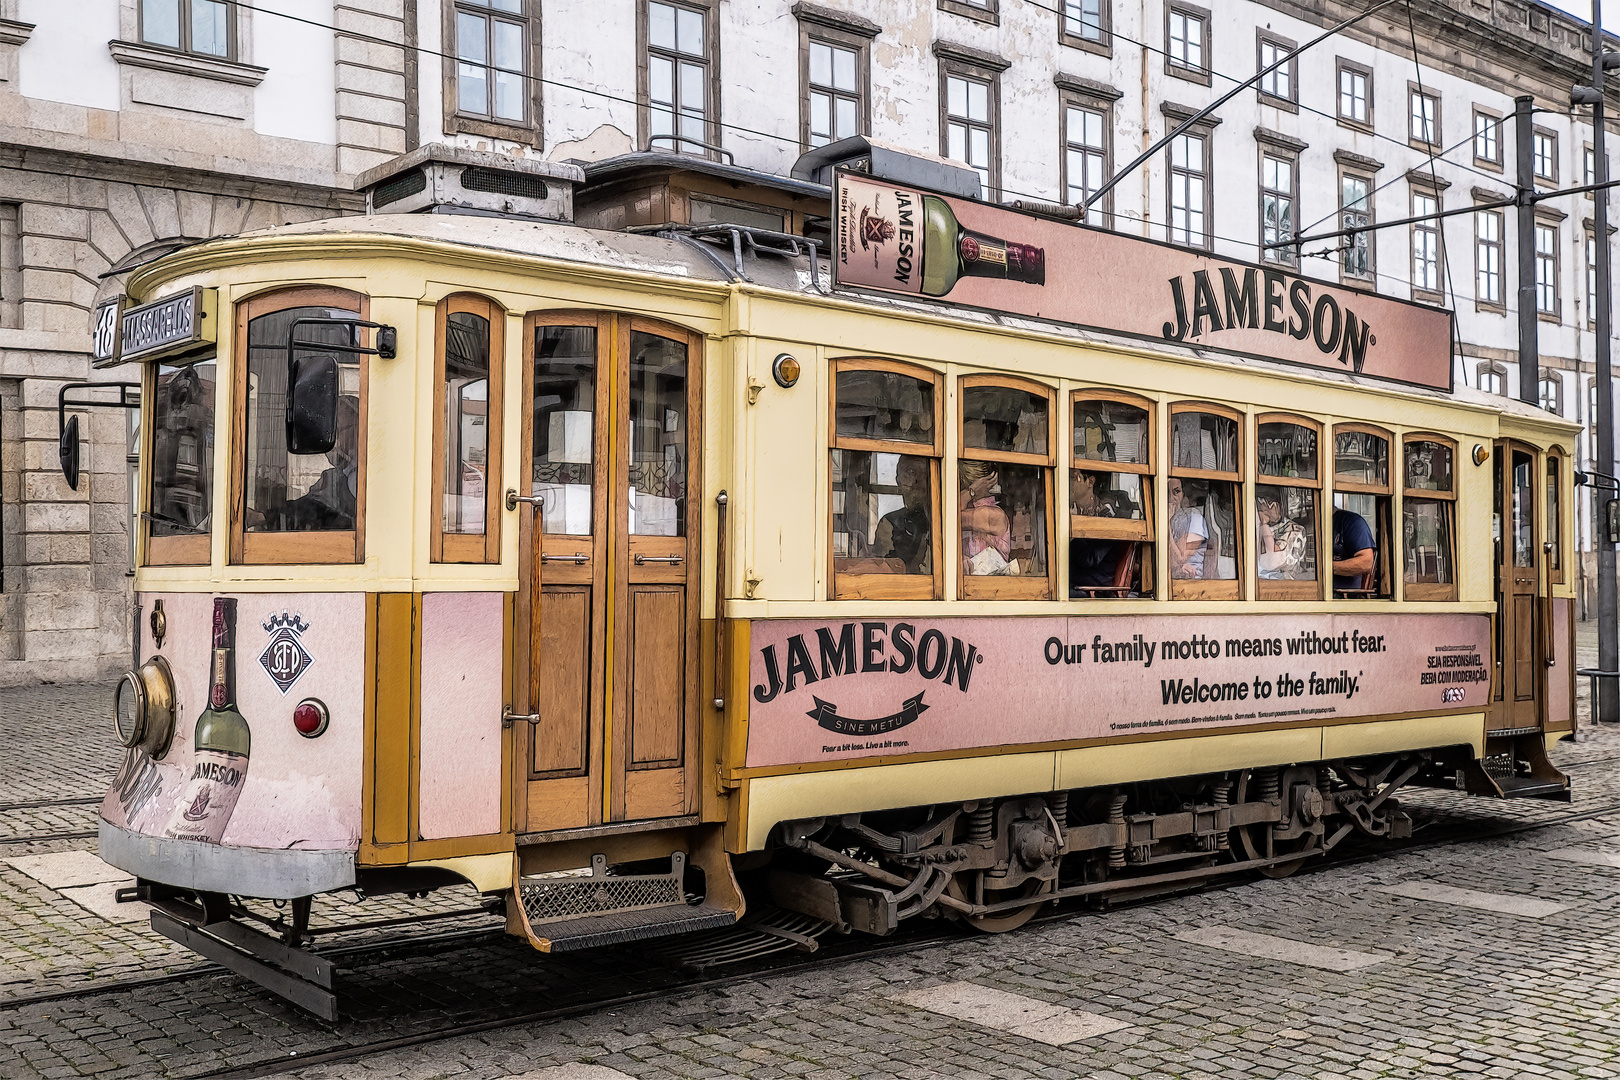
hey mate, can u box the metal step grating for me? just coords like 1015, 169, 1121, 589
520, 851, 688, 926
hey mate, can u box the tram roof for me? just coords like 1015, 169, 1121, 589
152, 213, 1575, 427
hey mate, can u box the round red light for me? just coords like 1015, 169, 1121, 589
293, 699, 328, 738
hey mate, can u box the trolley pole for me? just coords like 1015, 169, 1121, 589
1516, 95, 1539, 407
1575, 1, 1619, 723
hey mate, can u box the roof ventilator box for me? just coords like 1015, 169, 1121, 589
356, 144, 585, 223
791, 136, 983, 200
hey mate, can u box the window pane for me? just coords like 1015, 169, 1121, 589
1257, 484, 1318, 581
457, 12, 488, 61
1168, 478, 1236, 580
832, 45, 856, 91
495, 70, 524, 120
649, 55, 674, 107
493, 20, 525, 120
443, 312, 490, 535
1334, 430, 1388, 486
961, 461, 1047, 578
190, 0, 229, 56
628, 331, 686, 536
1512, 451, 1534, 567
1171, 411, 1237, 473
1257, 422, 1317, 479
970, 127, 989, 168
809, 41, 831, 87
836, 369, 935, 443
533, 325, 596, 536
835, 96, 857, 140
1332, 496, 1381, 591
679, 60, 705, 116
1072, 469, 1147, 524
1074, 399, 1149, 464
649, 2, 676, 50
832, 450, 933, 575
946, 76, 966, 119
967, 81, 988, 122
1404, 440, 1454, 493
244, 305, 361, 533
1547, 458, 1561, 572
1403, 499, 1454, 585
459, 62, 489, 116
483, 0, 523, 11
963, 385, 1047, 455
676, 6, 704, 55
150, 360, 216, 537
809, 91, 831, 144
142, 0, 181, 48
948, 122, 966, 163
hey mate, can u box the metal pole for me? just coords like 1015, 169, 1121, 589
1593, 0, 1618, 723
1516, 94, 1539, 406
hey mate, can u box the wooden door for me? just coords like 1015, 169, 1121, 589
1492, 441, 1541, 730
517, 313, 701, 834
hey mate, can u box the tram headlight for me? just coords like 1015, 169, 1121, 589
113, 656, 177, 757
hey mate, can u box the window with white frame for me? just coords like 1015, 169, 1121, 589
1063, 100, 1110, 227
1535, 221, 1559, 315
1409, 89, 1438, 145
1257, 34, 1296, 104
943, 69, 997, 196
1533, 129, 1557, 182
1337, 61, 1370, 126
1166, 6, 1207, 76
1479, 362, 1506, 397
141, 0, 233, 57
1063, 0, 1107, 45
1412, 190, 1441, 295
1473, 110, 1500, 165
646, 0, 713, 156
1587, 147, 1597, 187
1540, 373, 1562, 415
1588, 230, 1599, 324
805, 37, 863, 148
1342, 173, 1373, 281
1476, 208, 1502, 307
1592, 383, 1602, 461
1260, 151, 1297, 265
1169, 132, 1209, 249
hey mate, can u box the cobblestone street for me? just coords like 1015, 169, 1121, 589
5, 638, 1620, 1080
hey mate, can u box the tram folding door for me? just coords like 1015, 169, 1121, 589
1492, 440, 1547, 731
516, 312, 702, 831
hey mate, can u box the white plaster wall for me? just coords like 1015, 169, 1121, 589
16, 0, 120, 110
255, 0, 337, 146
540, 0, 640, 159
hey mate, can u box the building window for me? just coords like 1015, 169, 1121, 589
1168, 131, 1209, 249
1411, 189, 1441, 296
1341, 173, 1373, 281
1587, 147, 1597, 187
1260, 150, 1297, 265
1409, 87, 1439, 146
939, 0, 998, 26
1535, 221, 1559, 316
1478, 362, 1506, 397
1592, 382, 1601, 461
941, 66, 999, 197
1540, 372, 1563, 415
1166, 4, 1209, 83
1256, 33, 1297, 107
433, 295, 505, 564
959, 376, 1056, 600
804, 35, 866, 149
1337, 60, 1371, 128
1061, 0, 1109, 52
140, 0, 233, 58
1402, 437, 1457, 601
1473, 109, 1501, 166
1533, 128, 1557, 183
1072, 391, 1155, 598
643, 0, 716, 156
1476, 208, 1503, 308
445, 1, 541, 141
1063, 98, 1110, 227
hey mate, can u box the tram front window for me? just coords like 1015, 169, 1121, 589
533, 324, 597, 535
149, 359, 216, 539
243, 303, 361, 533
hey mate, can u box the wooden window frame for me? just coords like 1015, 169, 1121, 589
432, 294, 506, 564
1060, 89, 1113, 227
1071, 388, 1156, 599
1255, 31, 1298, 113
142, 354, 217, 567
1475, 205, 1505, 312
1532, 126, 1559, 184
938, 59, 1002, 200
798, 18, 873, 151
1167, 127, 1212, 251
1335, 58, 1372, 133
1410, 184, 1444, 302
1168, 401, 1242, 601
230, 285, 369, 566
443, 0, 544, 145
1407, 83, 1440, 149
1473, 107, 1503, 170
1534, 216, 1560, 321
1255, 412, 1324, 602
1401, 433, 1459, 602
1259, 144, 1299, 267
830, 357, 944, 601
139, 0, 237, 60
957, 373, 1056, 601
637, 0, 722, 160
939, 0, 999, 27
1060, 0, 1111, 57
1331, 423, 1392, 600
1547, 449, 1567, 585
1164, 3, 1210, 87
1339, 169, 1375, 284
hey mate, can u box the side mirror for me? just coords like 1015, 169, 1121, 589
58, 414, 80, 491
286, 353, 339, 455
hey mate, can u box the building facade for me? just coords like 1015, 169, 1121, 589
0, 0, 1616, 683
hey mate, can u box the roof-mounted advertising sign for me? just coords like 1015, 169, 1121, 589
831, 170, 1454, 392
99, 287, 217, 366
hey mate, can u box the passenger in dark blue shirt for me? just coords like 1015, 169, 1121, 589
1332, 507, 1376, 592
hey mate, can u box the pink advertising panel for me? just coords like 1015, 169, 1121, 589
745, 613, 1490, 768
833, 171, 1454, 391
418, 591, 505, 840
102, 592, 366, 849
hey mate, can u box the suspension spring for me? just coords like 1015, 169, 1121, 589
1107, 793, 1128, 868
1258, 769, 1281, 804
1212, 780, 1232, 851
968, 803, 994, 845
1048, 790, 1070, 827
1318, 767, 1334, 811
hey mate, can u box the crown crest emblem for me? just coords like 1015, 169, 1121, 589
262, 611, 310, 635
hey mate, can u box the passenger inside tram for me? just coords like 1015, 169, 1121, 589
1167, 477, 1208, 579
959, 461, 1014, 575
1331, 506, 1377, 592
1068, 471, 1127, 591
872, 455, 933, 573
284, 395, 360, 531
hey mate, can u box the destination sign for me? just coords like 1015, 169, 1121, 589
832, 171, 1455, 392
118, 287, 216, 363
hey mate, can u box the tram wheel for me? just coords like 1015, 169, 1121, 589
940, 816, 1052, 932
1232, 769, 1321, 879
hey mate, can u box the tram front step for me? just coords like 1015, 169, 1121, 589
523, 901, 738, 952
1459, 735, 1571, 801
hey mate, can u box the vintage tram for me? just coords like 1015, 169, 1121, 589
93, 148, 1578, 1015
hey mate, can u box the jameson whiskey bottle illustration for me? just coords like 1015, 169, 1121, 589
164, 598, 250, 844
837, 174, 1045, 297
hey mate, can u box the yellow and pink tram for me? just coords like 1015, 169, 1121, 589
93, 154, 1578, 1015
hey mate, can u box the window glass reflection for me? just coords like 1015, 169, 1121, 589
1256, 483, 1317, 581
959, 461, 1047, 577
1258, 422, 1317, 479
836, 369, 934, 444
1074, 399, 1149, 464
831, 450, 933, 575
962, 385, 1047, 455
628, 331, 686, 536
150, 360, 216, 537
1405, 441, 1454, 492
1513, 452, 1534, 567
1335, 429, 1389, 486
1404, 499, 1454, 585
1168, 477, 1236, 580
1171, 412, 1238, 472
533, 326, 597, 535
443, 312, 489, 535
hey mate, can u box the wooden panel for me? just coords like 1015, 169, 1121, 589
535, 585, 592, 776
1513, 593, 1536, 701
371, 593, 415, 847
623, 767, 685, 820
525, 774, 593, 831
628, 585, 685, 768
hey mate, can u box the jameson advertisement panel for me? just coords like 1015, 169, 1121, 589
832, 171, 1455, 392
744, 613, 1489, 768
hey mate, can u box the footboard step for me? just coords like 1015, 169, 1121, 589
891, 981, 1131, 1046
527, 902, 737, 952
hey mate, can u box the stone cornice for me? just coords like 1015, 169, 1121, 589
790, 2, 880, 39
1333, 148, 1385, 173
1253, 126, 1307, 153
1161, 102, 1222, 127
1053, 73, 1122, 101
931, 40, 1010, 73
107, 40, 268, 87
1472, 185, 1509, 203
1406, 167, 1451, 191
0, 19, 34, 48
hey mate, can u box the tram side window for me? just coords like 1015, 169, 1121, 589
1168, 404, 1242, 600
1332, 426, 1390, 598
830, 361, 942, 600
1547, 452, 1564, 584
1070, 391, 1153, 599
146, 358, 217, 566
1402, 437, 1457, 600
235, 288, 366, 564
533, 323, 597, 536
1255, 416, 1321, 600
434, 295, 505, 563
959, 377, 1055, 600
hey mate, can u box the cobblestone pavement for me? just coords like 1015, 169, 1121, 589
3, 636, 1620, 1079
